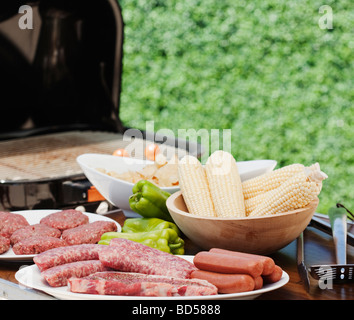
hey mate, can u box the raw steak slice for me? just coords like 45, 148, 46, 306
10, 223, 61, 245
68, 271, 218, 296
0, 235, 10, 254
40, 209, 88, 232
33, 244, 106, 272
0, 212, 29, 238
62, 221, 117, 245
99, 238, 197, 279
41, 260, 110, 287
12, 236, 66, 255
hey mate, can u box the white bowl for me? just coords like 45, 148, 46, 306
77, 153, 180, 212
77, 153, 277, 213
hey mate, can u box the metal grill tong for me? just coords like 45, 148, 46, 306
309, 204, 354, 282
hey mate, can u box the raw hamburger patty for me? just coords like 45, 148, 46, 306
68, 271, 218, 296
12, 236, 66, 255
10, 224, 61, 245
62, 221, 118, 245
0, 211, 29, 238
40, 209, 89, 232
41, 260, 109, 287
0, 235, 10, 254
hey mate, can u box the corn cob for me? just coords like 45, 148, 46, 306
248, 165, 327, 217
205, 150, 246, 217
242, 163, 305, 200
178, 155, 216, 217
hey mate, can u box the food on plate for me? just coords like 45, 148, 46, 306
178, 155, 216, 217
68, 271, 218, 296
191, 270, 255, 294
205, 151, 246, 217
12, 236, 67, 255
99, 238, 197, 278
209, 248, 275, 275
10, 224, 61, 245
100, 217, 184, 254
193, 251, 263, 278
247, 163, 327, 217
112, 148, 130, 157
129, 180, 172, 222
40, 209, 89, 232
262, 265, 283, 284
191, 249, 283, 294
0, 235, 10, 254
99, 228, 184, 255
0, 211, 29, 238
178, 151, 327, 217
41, 260, 109, 287
33, 244, 106, 272
121, 217, 180, 235
98, 153, 179, 187
145, 143, 160, 161
62, 221, 118, 245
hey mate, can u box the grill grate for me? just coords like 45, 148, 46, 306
0, 131, 186, 182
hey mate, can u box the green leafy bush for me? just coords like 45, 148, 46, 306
118, 0, 353, 214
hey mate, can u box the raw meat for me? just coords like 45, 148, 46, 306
12, 236, 66, 255
0, 235, 10, 254
40, 209, 89, 232
0, 212, 29, 238
68, 271, 218, 296
41, 260, 109, 287
10, 223, 61, 245
33, 244, 106, 272
99, 238, 197, 279
61, 221, 117, 245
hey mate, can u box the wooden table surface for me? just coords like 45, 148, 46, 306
1, 210, 353, 300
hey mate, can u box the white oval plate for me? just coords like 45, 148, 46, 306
0, 209, 121, 261
15, 255, 289, 300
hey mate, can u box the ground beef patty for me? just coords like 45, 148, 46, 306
0, 211, 30, 238
62, 221, 118, 245
40, 209, 89, 232
12, 236, 67, 255
10, 223, 61, 245
0, 235, 10, 254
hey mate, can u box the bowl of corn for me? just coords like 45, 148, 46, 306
166, 151, 327, 254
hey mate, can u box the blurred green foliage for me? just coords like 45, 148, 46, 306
118, 0, 354, 214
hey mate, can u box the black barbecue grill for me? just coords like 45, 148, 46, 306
0, 0, 200, 212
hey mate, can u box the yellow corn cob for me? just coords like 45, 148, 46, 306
178, 155, 216, 217
248, 165, 328, 217
242, 163, 305, 200
205, 151, 246, 217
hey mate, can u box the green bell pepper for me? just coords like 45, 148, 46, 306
99, 228, 185, 255
129, 180, 172, 222
122, 217, 180, 235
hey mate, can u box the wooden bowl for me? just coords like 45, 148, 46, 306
167, 191, 319, 255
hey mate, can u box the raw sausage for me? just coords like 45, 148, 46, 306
191, 270, 255, 294
193, 251, 263, 278
209, 248, 275, 275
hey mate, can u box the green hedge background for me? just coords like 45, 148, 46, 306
118, 0, 353, 214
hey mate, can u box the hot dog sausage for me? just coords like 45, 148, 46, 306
209, 248, 275, 276
253, 276, 263, 290
191, 270, 255, 294
193, 251, 263, 278
262, 265, 283, 284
